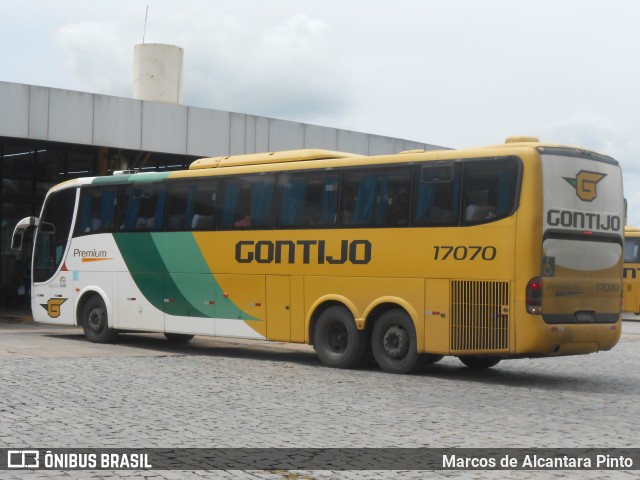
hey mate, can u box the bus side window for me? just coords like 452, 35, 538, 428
190, 182, 217, 230
461, 158, 518, 226
341, 167, 410, 227
321, 176, 339, 226
250, 175, 275, 228
219, 175, 274, 229
75, 187, 117, 236
383, 168, 411, 226
166, 184, 189, 230
219, 180, 241, 228
276, 171, 340, 228
166, 181, 217, 231
277, 173, 309, 227
118, 184, 165, 231
413, 163, 460, 227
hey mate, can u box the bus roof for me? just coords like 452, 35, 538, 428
45, 136, 617, 194
188, 137, 616, 171
189, 149, 363, 170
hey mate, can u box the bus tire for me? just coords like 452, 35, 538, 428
372, 309, 420, 374
314, 306, 367, 369
164, 333, 194, 343
81, 295, 117, 343
458, 356, 501, 369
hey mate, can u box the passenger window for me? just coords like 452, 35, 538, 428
461, 158, 519, 225
118, 184, 165, 231
341, 166, 411, 227
413, 162, 461, 226
166, 181, 217, 231
276, 171, 340, 228
219, 174, 275, 229
75, 187, 118, 235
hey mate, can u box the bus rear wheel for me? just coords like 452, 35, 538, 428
372, 309, 420, 374
164, 333, 194, 343
458, 356, 501, 369
81, 295, 117, 343
314, 306, 367, 369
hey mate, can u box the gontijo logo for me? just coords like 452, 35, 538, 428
563, 170, 607, 202
40, 298, 67, 318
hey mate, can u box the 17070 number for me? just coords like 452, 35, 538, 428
433, 246, 497, 261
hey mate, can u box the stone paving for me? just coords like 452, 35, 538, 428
0, 319, 639, 479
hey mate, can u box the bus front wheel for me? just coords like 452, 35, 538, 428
314, 306, 367, 369
458, 356, 501, 369
81, 295, 117, 343
372, 309, 420, 374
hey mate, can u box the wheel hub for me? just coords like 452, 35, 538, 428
87, 308, 103, 332
382, 325, 409, 359
328, 322, 348, 354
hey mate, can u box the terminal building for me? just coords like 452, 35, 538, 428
0, 44, 443, 310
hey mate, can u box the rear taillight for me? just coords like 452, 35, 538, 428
526, 276, 543, 314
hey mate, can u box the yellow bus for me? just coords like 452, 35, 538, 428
623, 225, 640, 315
12, 136, 625, 373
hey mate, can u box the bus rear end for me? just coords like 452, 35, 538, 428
530, 148, 624, 355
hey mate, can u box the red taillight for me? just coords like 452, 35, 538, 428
526, 276, 543, 314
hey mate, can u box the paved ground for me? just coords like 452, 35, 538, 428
1, 317, 639, 479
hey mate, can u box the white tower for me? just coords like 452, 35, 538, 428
133, 43, 184, 104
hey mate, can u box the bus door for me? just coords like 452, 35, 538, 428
266, 275, 291, 342
540, 151, 624, 325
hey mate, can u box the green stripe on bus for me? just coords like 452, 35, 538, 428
114, 232, 254, 320
93, 172, 171, 185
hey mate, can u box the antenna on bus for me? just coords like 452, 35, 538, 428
142, 5, 149, 44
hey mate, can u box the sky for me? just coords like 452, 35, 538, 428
2, 0, 640, 224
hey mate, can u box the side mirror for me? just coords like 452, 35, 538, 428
11, 216, 39, 251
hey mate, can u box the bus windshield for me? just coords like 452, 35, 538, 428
33, 189, 76, 283
625, 236, 640, 263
